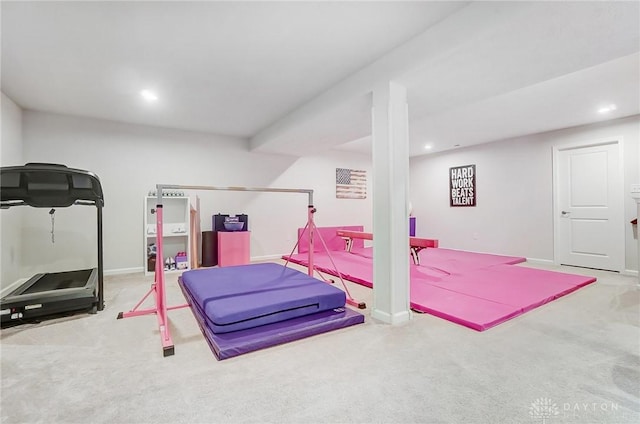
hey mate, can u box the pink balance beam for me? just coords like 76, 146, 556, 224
336, 230, 438, 265
410, 237, 439, 249
336, 230, 373, 240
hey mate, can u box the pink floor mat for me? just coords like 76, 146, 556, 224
283, 247, 596, 331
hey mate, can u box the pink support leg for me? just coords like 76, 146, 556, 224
117, 202, 187, 357
301, 206, 366, 309
154, 206, 174, 355
312, 224, 366, 309
307, 206, 315, 277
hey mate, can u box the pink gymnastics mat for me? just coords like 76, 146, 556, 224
284, 247, 596, 331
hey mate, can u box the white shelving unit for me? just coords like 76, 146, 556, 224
143, 196, 191, 276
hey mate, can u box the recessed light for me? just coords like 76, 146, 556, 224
424, 144, 432, 150
140, 90, 158, 102
598, 104, 617, 114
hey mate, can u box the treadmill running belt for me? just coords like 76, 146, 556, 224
21, 269, 94, 294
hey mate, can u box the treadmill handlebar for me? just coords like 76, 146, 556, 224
1, 163, 104, 208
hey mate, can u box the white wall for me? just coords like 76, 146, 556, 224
21, 111, 372, 275
20, 109, 636, 277
410, 115, 640, 273
1, 92, 24, 288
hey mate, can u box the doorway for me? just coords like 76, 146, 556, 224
553, 140, 624, 271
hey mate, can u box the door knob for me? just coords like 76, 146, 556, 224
561, 211, 570, 216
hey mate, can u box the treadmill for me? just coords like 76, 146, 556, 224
0, 163, 104, 327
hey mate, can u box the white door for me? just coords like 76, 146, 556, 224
554, 141, 624, 271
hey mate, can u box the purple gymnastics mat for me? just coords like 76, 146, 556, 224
178, 273, 364, 360
180, 263, 347, 333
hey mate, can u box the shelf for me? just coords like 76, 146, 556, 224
146, 268, 190, 275
145, 195, 188, 199
146, 233, 188, 238
164, 268, 190, 274
144, 195, 191, 276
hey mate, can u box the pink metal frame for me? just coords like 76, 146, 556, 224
284, 207, 366, 309
117, 203, 189, 356
118, 183, 332, 357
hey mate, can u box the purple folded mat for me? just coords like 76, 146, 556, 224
180, 263, 346, 333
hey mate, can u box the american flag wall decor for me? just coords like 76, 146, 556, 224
336, 168, 367, 199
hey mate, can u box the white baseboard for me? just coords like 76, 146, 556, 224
371, 309, 411, 325
622, 269, 639, 277
104, 267, 144, 276
525, 258, 555, 265
251, 254, 285, 262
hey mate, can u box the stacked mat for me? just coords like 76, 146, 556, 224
284, 246, 596, 331
179, 263, 364, 360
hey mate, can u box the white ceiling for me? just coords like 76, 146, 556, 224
2, 1, 639, 158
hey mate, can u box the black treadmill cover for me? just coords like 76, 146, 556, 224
1, 163, 104, 208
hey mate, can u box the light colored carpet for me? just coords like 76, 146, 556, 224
1, 261, 639, 424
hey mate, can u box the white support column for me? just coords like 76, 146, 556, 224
637, 198, 640, 285
634, 194, 640, 285
371, 81, 411, 324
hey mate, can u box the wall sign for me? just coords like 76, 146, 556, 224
449, 164, 476, 207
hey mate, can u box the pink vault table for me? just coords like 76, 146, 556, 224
218, 231, 250, 267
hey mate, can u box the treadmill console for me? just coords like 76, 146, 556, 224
0, 163, 103, 208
